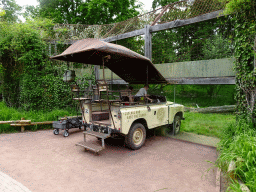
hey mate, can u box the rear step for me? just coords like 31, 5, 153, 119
76, 130, 111, 154
76, 141, 104, 153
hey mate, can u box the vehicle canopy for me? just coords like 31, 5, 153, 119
51, 38, 167, 84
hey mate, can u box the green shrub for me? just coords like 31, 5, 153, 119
0, 19, 81, 110
217, 120, 256, 191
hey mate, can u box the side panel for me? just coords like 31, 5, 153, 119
82, 102, 92, 123
82, 102, 109, 123
146, 105, 168, 128
109, 106, 121, 130
120, 104, 169, 135
168, 104, 184, 124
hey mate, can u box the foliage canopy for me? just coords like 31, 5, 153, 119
0, 0, 21, 22
36, 0, 142, 24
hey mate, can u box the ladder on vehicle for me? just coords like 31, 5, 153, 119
75, 122, 111, 154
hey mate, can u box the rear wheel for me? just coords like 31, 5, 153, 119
125, 123, 146, 150
166, 115, 181, 136
172, 115, 181, 135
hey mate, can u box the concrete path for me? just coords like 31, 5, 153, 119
0, 130, 219, 192
169, 132, 220, 147
0, 171, 31, 192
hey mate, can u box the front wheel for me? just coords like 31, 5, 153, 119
53, 129, 59, 135
63, 130, 69, 137
125, 123, 146, 150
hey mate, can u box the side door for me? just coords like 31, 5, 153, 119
146, 104, 169, 129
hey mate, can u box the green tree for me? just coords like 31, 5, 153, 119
202, 33, 233, 60
0, 0, 21, 22
151, 0, 226, 63
152, 30, 179, 64
0, 7, 5, 16
23, 5, 40, 19
38, 0, 141, 24
80, 0, 141, 24
152, 0, 178, 9
38, 0, 83, 24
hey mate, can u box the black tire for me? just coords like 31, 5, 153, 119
53, 129, 59, 135
63, 130, 69, 137
125, 123, 146, 150
172, 115, 181, 136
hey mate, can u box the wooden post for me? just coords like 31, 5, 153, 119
254, 35, 256, 69
94, 65, 99, 81
49, 44, 51, 56
145, 25, 152, 61
21, 118, 25, 132
54, 43, 57, 55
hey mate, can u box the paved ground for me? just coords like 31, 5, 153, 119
0, 129, 218, 192
169, 132, 220, 148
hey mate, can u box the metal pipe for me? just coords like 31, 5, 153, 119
102, 56, 116, 129
174, 85, 176, 104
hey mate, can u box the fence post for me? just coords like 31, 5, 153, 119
145, 25, 152, 61
49, 44, 51, 56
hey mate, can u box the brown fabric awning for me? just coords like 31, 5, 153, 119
51, 38, 167, 84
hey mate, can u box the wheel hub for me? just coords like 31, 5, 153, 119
133, 128, 143, 145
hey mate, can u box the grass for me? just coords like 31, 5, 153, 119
149, 84, 236, 107
216, 121, 256, 191
0, 101, 77, 133
0, 99, 236, 138
181, 112, 236, 138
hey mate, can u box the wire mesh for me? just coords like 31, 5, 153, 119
50, 0, 226, 42
152, 16, 235, 64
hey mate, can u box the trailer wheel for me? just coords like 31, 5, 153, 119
63, 130, 69, 137
53, 129, 59, 135
125, 123, 146, 150
173, 115, 181, 135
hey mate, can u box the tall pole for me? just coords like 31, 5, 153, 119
94, 65, 99, 81
145, 25, 152, 61
145, 25, 152, 104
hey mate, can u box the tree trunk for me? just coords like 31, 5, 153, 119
254, 35, 256, 69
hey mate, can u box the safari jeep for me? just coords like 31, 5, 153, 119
51, 38, 185, 153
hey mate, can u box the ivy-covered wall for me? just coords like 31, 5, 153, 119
228, 1, 256, 121
0, 20, 76, 110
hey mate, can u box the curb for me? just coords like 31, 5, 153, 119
168, 135, 218, 149
168, 132, 220, 148
216, 168, 221, 192
0, 171, 31, 192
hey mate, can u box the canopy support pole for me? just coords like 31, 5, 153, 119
102, 56, 116, 130
146, 65, 149, 104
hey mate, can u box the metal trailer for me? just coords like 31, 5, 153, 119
53, 117, 83, 137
